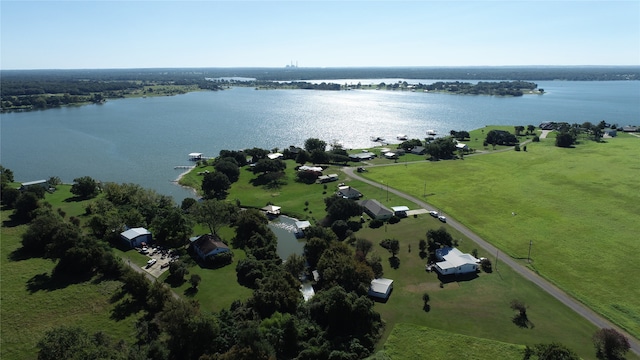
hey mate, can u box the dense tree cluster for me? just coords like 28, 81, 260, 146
484, 129, 519, 147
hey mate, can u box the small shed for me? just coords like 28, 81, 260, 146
190, 234, 230, 260
267, 152, 283, 160
317, 174, 338, 183
120, 227, 152, 248
368, 278, 394, 300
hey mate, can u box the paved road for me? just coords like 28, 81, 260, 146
343, 165, 640, 356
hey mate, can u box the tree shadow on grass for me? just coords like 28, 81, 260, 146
184, 287, 198, 297
436, 272, 479, 284
164, 274, 186, 288
111, 297, 145, 321
26, 271, 92, 293
388, 256, 400, 269
8, 247, 38, 262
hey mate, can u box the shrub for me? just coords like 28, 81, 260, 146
369, 219, 383, 229
532, 135, 540, 142
388, 215, 400, 224
480, 258, 492, 273
514, 144, 521, 151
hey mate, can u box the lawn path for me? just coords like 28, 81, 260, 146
342, 155, 640, 355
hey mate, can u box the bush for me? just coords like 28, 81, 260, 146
514, 144, 521, 151
388, 215, 400, 224
206, 251, 233, 268
532, 135, 540, 142
369, 219, 383, 229
480, 258, 492, 273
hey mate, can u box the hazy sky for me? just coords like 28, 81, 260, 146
1, 0, 639, 70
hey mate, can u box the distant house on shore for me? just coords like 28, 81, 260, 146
190, 234, 230, 260
359, 199, 393, 220
410, 146, 427, 155
368, 278, 394, 300
120, 227, 152, 249
349, 152, 376, 161
19, 180, 49, 191
261, 204, 281, 217
434, 247, 478, 275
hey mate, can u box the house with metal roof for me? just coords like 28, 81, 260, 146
434, 247, 478, 275
120, 227, 152, 248
359, 199, 393, 220
337, 185, 363, 199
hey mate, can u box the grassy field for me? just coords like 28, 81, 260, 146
0, 187, 139, 360
353, 214, 603, 359
360, 133, 640, 340
379, 323, 525, 360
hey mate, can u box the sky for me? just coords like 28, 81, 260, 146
1, 0, 639, 70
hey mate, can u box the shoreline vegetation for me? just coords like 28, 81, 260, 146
2, 66, 638, 112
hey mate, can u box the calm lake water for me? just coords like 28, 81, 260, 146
2, 80, 639, 203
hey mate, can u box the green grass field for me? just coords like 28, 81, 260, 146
0, 187, 139, 360
379, 323, 525, 360
354, 214, 602, 359
361, 133, 640, 340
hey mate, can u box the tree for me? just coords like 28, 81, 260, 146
485, 130, 518, 146
215, 159, 240, 183
555, 132, 576, 148
13, 191, 40, 222
295, 150, 311, 165
250, 270, 301, 318
151, 206, 192, 248
189, 274, 202, 289
193, 199, 236, 236
169, 260, 189, 284
70, 176, 99, 199
325, 197, 363, 222
304, 138, 327, 153
422, 292, 431, 312
592, 328, 630, 360
284, 253, 305, 279
202, 171, 231, 199
514, 125, 525, 136
330, 220, 350, 240
523, 342, 579, 360
252, 158, 286, 174
380, 238, 400, 257
510, 299, 530, 328
426, 137, 457, 160
0, 165, 14, 183
309, 149, 330, 164
527, 125, 536, 134
418, 239, 427, 259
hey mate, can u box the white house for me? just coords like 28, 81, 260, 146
294, 220, 311, 238
434, 247, 478, 275
261, 205, 281, 217
120, 227, 152, 248
368, 278, 394, 300
391, 206, 410, 217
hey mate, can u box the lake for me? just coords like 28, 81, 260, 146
1, 80, 638, 202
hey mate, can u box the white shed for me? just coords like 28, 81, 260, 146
368, 278, 394, 300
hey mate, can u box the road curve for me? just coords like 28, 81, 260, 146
343, 166, 640, 355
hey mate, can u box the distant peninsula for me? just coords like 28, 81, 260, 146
2, 66, 637, 112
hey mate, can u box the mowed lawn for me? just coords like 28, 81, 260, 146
362, 134, 640, 340
0, 188, 139, 360
381, 323, 525, 360
356, 214, 602, 360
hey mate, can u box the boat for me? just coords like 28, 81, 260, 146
426, 130, 437, 136
370, 136, 385, 142
396, 134, 408, 140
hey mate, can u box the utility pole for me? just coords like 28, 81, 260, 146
386, 181, 389, 202
495, 249, 499, 271
527, 240, 532, 263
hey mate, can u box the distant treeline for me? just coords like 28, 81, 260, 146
1, 66, 637, 111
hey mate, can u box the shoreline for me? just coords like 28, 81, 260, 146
171, 165, 198, 197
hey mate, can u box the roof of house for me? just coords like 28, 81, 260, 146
391, 206, 410, 212
267, 152, 283, 159
261, 205, 281, 213
337, 186, 362, 199
410, 146, 426, 154
370, 278, 393, 294
359, 199, 393, 218
436, 247, 478, 268
191, 234, 229, 255
295, 221, 311, 230
299, 165, 323, 172
349, 153, 375, 160
120, 227, 151, 240
21, 180, 48, 186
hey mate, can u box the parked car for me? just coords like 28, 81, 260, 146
146, 258, 157, 267
438, 215, 447, 223
160, 262, 170, 269
429, 210, 439, 218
